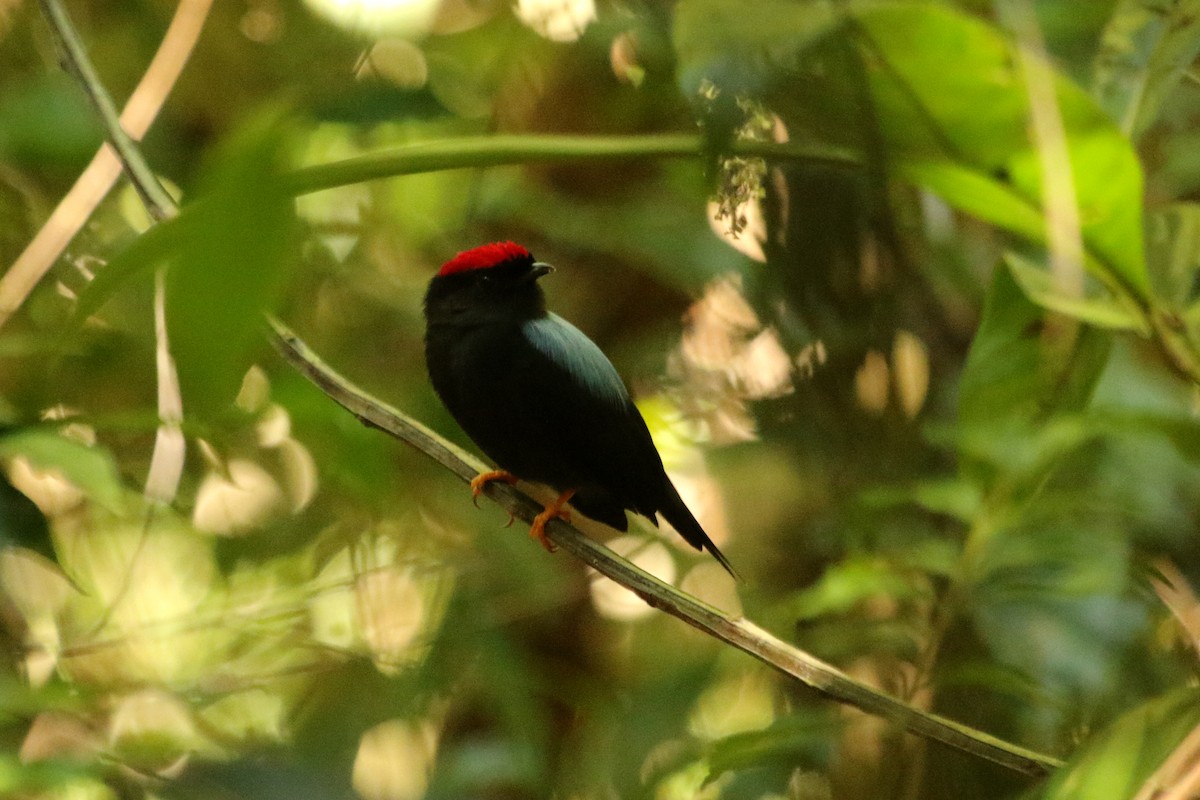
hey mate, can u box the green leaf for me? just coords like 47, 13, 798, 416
0, 428, 124, 513
971, 510, 1141, 703
899, 160, 1047, 242
166, 111, 298, 414
1093, 0, 1200, 137
789, 555, 928, 621
1005, 252, 1147, 331
705, 712, 831, 782
0, 74, 104, 169
672, 0, 839, 96
423, 15, 539, 119
1040, 689, 1200, 800
859, 476, 984, 522
1091, 409, 1200, 465
854, 5, 1028, 167
959, 266, 1113, 435
71, 214, 187, 326
955, 266, 1051, 431
852, 3, 1149, 299
0, 754, 96, 795
910, 478, 985, 523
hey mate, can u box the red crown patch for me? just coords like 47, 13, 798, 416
438, 242, 533, 277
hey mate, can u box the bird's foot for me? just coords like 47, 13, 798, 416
530, 489, 576, 553
470, 470, 518, 509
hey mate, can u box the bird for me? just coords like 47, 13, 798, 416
423, 241, 736, 577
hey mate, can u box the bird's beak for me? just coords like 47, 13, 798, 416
526, 262, 555, 282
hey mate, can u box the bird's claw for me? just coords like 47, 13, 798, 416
530, 488, 576, 553
529, 509, 566, 552
470, 473, 574, 553
470, 470, 518, 508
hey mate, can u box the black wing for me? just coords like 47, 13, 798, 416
520, 314, 736, 575
515, 313, 667, 519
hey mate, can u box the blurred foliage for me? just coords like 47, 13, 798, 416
2, 0, 1200, 798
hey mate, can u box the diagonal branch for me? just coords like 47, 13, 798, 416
266, 317, 1065, 780
0, 0, 210, 331
37, 0, 178, 222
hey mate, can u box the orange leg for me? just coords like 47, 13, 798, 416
470, 469, 518, 508
529, 488, 576, 553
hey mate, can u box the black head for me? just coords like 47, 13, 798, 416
424, 242, 554, 327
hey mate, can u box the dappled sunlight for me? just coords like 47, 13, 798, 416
590, 536, 675, 621
7, 456, 85, 517
303, 0, 441, 37
254, 403, 291, 447
57, 518, 222, 687
294, 129, 371, 264
194, 367, 319, 534
352, 718, 440, 800
197, 688, 287, 744
239, 1, 282, 43
739, 328, 795, 401
193, 458, 288, 535
277, 438, 320, 512
854, 350, 890, 416
358, 565, 426, 668
19, 711, 99, 764
689, 668, 775, 740
672, 274, 812, 443
514, 0, 596, 43
707, 195, 767, 263
609, 31, 643, 87
851, 333, 930, 418
234, 363, 271, 412
0, 393, 437, 790
310, 534, 448, 672
892, 330, 930, 419
679, 561, 742, 616
680, 276, 759, 370
7, 496, 455, 783
4, 410, 97, 518
667, 468, 730, 558
0, 548, 72, 685
357, 38, 430, 89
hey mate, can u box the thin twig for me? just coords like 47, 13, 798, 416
37, 0, 178, 221
284, 134, 860, 197
0, 0, 210, 331
267, 317, 1064, 779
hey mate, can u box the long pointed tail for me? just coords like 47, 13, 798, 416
659, 481, 739, 580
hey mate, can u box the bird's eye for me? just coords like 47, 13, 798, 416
479, 273, 494, 285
